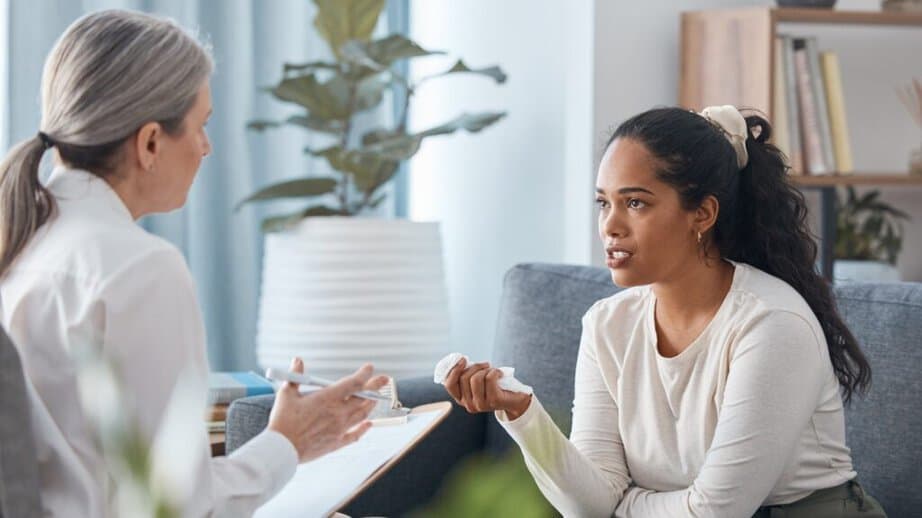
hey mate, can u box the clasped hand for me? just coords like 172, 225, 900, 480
443, 357, 532, 420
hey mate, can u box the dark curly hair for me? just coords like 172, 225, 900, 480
607, 106, 871, 403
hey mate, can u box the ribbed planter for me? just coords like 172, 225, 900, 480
256, 217, 450, 380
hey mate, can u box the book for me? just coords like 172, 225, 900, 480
208, 371, 275, 405
819, 51, 854, 173
793, 38, 830, 175
773, 36, 792, 164
781, 35, 805, 174
207, 403, 229, 422
805, 37, 837, 174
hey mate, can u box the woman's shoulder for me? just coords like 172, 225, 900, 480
583, 285, 651, 324
733, 263, 815, 317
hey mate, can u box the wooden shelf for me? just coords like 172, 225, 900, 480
773, 7, 922, 27
789, 174, 922, 187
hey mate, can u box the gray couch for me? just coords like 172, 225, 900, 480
227, 263, 922, 517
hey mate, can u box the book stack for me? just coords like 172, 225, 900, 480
206, 371, 276, 434
773, 35, 853, 176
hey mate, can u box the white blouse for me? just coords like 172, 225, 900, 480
0, 167, 297, 517
497, 262, 856, 518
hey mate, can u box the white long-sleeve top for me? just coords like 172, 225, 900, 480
497, 262, 856, 518
0, 167, 297, 517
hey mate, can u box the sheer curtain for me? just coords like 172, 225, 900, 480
3, 0, 402, 369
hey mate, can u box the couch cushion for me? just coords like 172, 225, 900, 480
835, 282, 922, 518
486, 263, 620, 453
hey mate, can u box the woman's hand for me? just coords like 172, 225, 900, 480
443, 357, 532, 420
267, 358, 389, 462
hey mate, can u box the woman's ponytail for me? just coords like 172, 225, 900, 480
733, 114, 871, 403
0, 135, 57, 278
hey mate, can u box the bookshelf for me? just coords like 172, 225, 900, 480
680, 7, 922, 280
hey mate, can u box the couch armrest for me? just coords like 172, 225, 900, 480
225, 394, 275, 454
224, 376, 488, 515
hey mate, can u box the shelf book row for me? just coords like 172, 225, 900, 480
773, 34, 853, 176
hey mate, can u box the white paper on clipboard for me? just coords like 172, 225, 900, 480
254, 406, 447, 518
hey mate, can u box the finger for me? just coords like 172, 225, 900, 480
459, 363, 489, 411
485, 368, 505, 407
330, 363, 374, 399
443, 358, 466, 401
469, 369, 489, 412
364, 375, 390, 393
285, 357, 304, 391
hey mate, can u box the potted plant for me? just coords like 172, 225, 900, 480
833, 186, 910, 282
239, 0, 507, 378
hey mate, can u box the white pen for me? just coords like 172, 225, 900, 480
264, 367, 391, 402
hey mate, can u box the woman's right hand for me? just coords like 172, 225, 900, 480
443, 357, 532, 420
266, 358, 389, 462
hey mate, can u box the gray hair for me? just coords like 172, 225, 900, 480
0, 9, 213, 278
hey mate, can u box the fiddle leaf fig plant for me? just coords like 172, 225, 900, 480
835, 186, 910, 265
239, 0, 507, 231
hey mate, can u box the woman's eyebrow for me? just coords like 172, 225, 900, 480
595, 186, 656, 196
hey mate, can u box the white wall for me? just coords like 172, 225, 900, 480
409, 0, 569, 360
410, 0, 922, 360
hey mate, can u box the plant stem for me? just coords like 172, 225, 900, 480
339, 72, 359, 214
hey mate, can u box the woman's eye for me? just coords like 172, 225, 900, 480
627, 198, 646, 209
595, 198, 609, 209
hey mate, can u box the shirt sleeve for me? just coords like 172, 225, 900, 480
614, 311, 828, 518
99, 246, 297, 517
496, 310, 632, 517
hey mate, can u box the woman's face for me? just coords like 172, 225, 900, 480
595, 137, 700, 287
148, 82, 212, 212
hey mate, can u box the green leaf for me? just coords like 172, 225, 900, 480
313, 0, 385, 58
421, 59, 508, 84
417, 111, 507, 138
341, 151, 399, 192
341, 35, 442, 70
236, 177, 338, 210
286, 114, 345, 134
262, 205, 346, 232
270, 74, 350, 120
282, 61, 339, 75
247, 120, 282, 132
363, 135, 422, 161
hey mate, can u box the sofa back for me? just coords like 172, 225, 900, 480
488, 263, 921, 515
835, 282, 922, 517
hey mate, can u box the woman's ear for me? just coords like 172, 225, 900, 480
134, 121, 162, 172
694, 194, 720, 235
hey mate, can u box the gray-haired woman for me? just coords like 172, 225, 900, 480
0, 9, 386, 516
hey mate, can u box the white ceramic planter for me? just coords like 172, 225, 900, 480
833, 260, 901, 283
256, 217, 450, 380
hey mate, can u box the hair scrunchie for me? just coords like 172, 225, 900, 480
698, 105, 749, 170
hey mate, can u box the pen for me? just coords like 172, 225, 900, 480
264, 367, 391, 402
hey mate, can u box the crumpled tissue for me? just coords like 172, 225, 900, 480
433, 352, 533, 395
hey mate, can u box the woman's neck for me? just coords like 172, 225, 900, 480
652, 257, 735, 355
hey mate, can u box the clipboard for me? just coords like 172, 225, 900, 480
254, 401, 452, 518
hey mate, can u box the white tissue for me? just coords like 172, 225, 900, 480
433, 352, 533, 395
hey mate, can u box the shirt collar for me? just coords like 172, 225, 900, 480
46, 166, 135, 221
